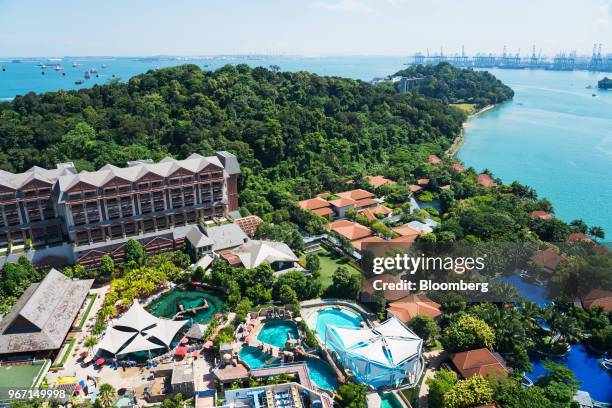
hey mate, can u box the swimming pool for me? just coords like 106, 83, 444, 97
257, 320, 299, 348
526, 344, 612, 403
147, 289, 223, 324
379, 392, 403, 408
305, 359, 338, 391
238, 346, 280, 369
498, 274, 551, 306
310, 307, 364, 343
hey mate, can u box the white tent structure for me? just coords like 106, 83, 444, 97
326, 316, 423, 390
98, 300, 188, 356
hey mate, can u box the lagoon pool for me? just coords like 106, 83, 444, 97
147, 289, 223, 324
305, 359, 338, 391
311, 307, 364, 343
498, 274, 551, 306
526, 344, 612, 403
257, 320, 299, 348
238, 346, 280, 369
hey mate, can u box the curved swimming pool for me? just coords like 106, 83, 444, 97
257, 320, 299, 348
305, 359, 338, 391
309, 307, 364, 343
238, 346, 280, 369
526, 344, 612, 403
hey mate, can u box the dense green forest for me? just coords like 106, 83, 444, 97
395, 62, 514, 107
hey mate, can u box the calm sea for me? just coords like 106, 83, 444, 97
459, 68, 612, 236
0, 57, 610, 235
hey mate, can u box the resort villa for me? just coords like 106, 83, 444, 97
530, 248, 564, 274
385, 295, 442, 324
0, 151, 241, 267
450, 348, 509, 380
298, 188, 390, 222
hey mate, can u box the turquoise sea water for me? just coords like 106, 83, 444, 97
459, 69, 612, 236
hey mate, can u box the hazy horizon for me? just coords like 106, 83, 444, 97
1, 0, 611, 58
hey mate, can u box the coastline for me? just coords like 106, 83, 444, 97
445, 104, 496, 158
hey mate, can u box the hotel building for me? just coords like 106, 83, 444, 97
0, 152, 240, 267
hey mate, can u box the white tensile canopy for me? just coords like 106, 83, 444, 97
97, 328, 137, 354
116, 334, 165, 355
326, 316, 423, 389
113, 300, 160, 332
98, 300, 188, 356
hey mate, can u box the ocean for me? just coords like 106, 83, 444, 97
0, 57, 610, 235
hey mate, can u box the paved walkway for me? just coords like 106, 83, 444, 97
417, 349, 447, 408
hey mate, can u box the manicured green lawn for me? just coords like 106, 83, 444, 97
304, 248, 361, 289
0, 363, 44, 389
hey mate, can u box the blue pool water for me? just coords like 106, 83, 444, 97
238, 346, 280, 369
526, 344, 612, 403
257, 320, 299, 349
313, 307, 364, 343
305, 359, 338, 391
498, 274, 551, 306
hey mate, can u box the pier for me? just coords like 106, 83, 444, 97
173, 299, 209, 320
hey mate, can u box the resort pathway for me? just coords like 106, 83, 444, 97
417, 349, 447, 408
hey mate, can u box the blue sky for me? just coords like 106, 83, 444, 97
1, 0, 611, 57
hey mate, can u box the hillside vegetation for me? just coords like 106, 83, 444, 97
395, 62, 514, 107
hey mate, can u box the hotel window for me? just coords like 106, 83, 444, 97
138, 182, 149, 190
156, 216, 167, 229
118, 185, 131, 193
26, 201, 41, 222
104, 187, 116, 195
46, 225, 62, 241
171, 188, 183, 208
5, 204, 20, 226
120, 196, 133, 217
153, 192, 165, 211
200, 172, 210, 180
86, 202, 100, 223
76, 230, 89, 245
68, 193, 82, 201
183, 187, 195, 206
42, 200, 55, 219
174, 213, 185, 226
71, 204, 86, 226
106, 198, 120, 220
169, 177, 180, 185
23, 190, 36, 198
84, 190, 97, 198
140, 193, 153, 213
39, 187, 51, 195
0, 193, 14, 201
90, 228, 104, 243
110, 224, 123, 239
182, 176, 193, 183
124, 223, 136, 236
143, 218, 155, 232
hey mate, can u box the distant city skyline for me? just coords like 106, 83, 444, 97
0, 0, 611, 57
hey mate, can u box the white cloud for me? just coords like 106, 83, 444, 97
310, 0, 375, 13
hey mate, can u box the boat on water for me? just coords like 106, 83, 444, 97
84, 71, 91, 79
54, 65, 64, 71
101, 64, 108, 68
90, 67, 98, 73
72, 62, 83, 67
75, 80, 84, 85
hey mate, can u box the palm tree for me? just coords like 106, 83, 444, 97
97, 383, 116, 408
84, 335, 98, 356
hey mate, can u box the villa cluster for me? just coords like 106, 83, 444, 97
0, 151, 240, 267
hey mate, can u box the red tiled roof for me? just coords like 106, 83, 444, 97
354, 198, 379, 209
440, 184, 451, 190
352, 236, 385, 251
567, 233, 592, 242
478, 174, 497, 187
409, 184, 422, 193
529, 210, 553, 220
362, 274, 405, 301
393, 225, 421, 237
452, 163, 465, 172
235, 215, 263, 237
220, 251, 242, 266
429, 155, 442, 164
417, 178, 430, 186
298, 197, 331, 211
360, 205, 392, 220
451, 348, 508, 380
329, 197, 358, 208
581, 289, 612, 312
530, 248, 563, 272
328, 220, 372, 241
337, 189, 375, 201
312, 207, 334, 217
387, 294, 442, 322
365, 175, 396, 189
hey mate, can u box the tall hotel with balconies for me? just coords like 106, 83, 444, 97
0, 152, 240, 267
